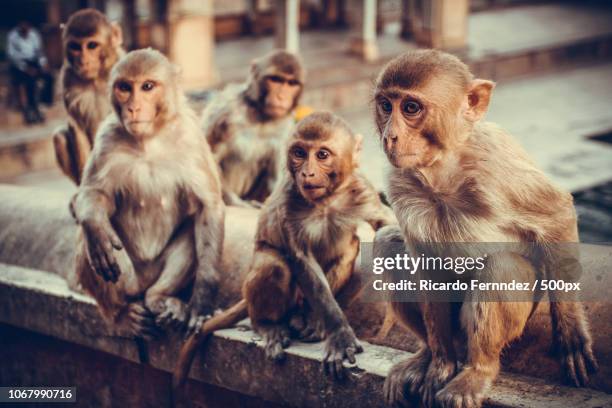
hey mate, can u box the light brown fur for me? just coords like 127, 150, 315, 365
373, 49, 596, 408
53, 9, 125, 185
173, 111, 396, 389
71, 49, 224, 339
202, 50, 304, 207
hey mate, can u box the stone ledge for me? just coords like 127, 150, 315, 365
1, 263, 610, 408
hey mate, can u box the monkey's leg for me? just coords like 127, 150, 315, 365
52, 124, 91, 185
435, 253, 535, 408
294, 235, 360, 342
76, 233, 159, 339
144, 227, 195, 330
375, 225, 433, 406
243, 247, 295, 362
546, 245, 597, 386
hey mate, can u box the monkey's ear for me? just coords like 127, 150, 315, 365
353, 133, 364, 166
464, 79, 495, 123
110, 22, 123, 48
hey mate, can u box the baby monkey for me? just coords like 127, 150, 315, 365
174, 112, 395, 388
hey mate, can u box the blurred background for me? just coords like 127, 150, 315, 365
0, 0, 611, 241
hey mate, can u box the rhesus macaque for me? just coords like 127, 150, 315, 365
71, 49, 224, 339
174, 112, 396, 388
53, 9, 124, 185
373, 50, 597, 407
202, 50, 304, 208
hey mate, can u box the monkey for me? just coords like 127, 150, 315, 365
173, 111, 396, 389
371, 49, 597, 408
202, 50, 304, 208
70, 48, 224, 339
53, 9, 125, 185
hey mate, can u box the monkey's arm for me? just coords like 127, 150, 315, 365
189, 190, 225, 326
72, 153, 124, 282
222, 190, 262, 209
290, 242, 363, 379
356, 178, 397, 230
73, 186, 123, 283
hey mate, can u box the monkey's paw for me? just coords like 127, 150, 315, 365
260, 324, 291, 362
120, 302, 161, 341
323, 325, 363, 381
554, 326, 598, 387
289, 311, 325, 342
154, 297, 189, 331
383, 348, 431, 407
420, 358, 457, 407
435, 367, 490, 408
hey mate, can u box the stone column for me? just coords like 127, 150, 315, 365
166, 0, 218, 89
43, 0, 63, 68
399, 0, 414, 39
274, 0, 300, 54
348, 0, 379, 61
410, 0, 469, 50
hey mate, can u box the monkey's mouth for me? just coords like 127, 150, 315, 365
302, 184, 325, 190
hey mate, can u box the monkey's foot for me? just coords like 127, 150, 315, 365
554, 327, 598, 387
323, 325, 363, 381
115, 302, 161, 341
435, 367, 492, 408
152, 297, 189, 331
289, 311, 325, 342
420, 358, 457, 407
383, 348, 431, 407
259, 324, 291, 363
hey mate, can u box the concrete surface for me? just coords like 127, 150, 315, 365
0, 184, 611, 395
1, 263, 610, 408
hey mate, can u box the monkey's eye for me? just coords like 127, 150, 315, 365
316, 150, 330, 160
402, 100, 422, 115
141, 81, 155, 92
288, 79, 300, 86
379, 99, 392, 114
87, 41, 99, 50
291, 147, 307, 159
67, 42, 81, 52
116, 81, 132, 93
268, 75, 284, 84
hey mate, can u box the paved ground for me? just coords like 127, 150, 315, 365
215, 2, 612, 84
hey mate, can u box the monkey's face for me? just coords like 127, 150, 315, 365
113, 77, 164, 138
262, 75, 301, 119
66, 33, 106, 80
288, 138, 344, 202
374, 89, 442, 169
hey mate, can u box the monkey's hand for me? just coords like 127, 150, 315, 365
186, 270, 220, 334
82, 219, 123, 283
323, 325, 363, 380
554, 322, 598, 387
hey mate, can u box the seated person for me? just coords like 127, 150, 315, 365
7, 21, 54, 124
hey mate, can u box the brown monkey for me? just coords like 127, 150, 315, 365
71, 49, 224, 338
372, 49, 597, 407
174, 112, 395, 388
53, 9, 124, 185
202, 50, 304, 207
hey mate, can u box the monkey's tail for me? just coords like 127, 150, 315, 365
172, 299, 248, 391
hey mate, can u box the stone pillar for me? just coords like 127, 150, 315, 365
348, 0, 379, 61
166, 0, 218, 89
43, 0, 63, 68
274, 0, 300, 54
409, 0, 469, 50
399, 0, 414, 39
